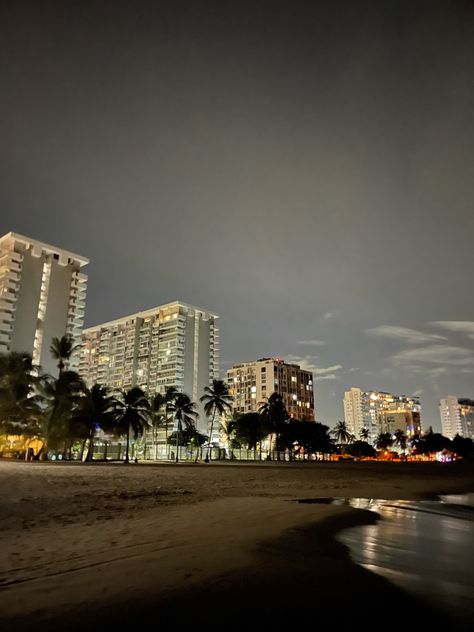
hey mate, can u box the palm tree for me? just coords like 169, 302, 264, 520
200, 379, 233, 462
292, 421, 335, 461
220, 413, 239, 459
359, 427, 370, 441
375, 432, 394, 451
150, 386, 177, 458
0, 352, 43, 437
114, 387, 151, 463
394, 429, 407, 451
166, 392, 198, 463
150, 392, 164, 456
39, 370, 86, 457
72, 384, 118, 460
331, 421, 353, 445
50, 334, 80, 374
258, 392, 289, 459
416, 429, 451, 457
228, 412, 267, 452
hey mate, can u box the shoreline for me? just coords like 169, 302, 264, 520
2, 500, 462, 631
0, 461, 472, 629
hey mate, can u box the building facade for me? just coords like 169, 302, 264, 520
226, 357, 314, 421
79, 301, 219, 434
344, 387, 422, 443
0, 232, 88, 375
439, 396, 474, 440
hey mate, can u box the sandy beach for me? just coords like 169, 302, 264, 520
1, 460, 473, 629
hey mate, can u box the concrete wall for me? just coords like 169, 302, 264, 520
9, 250, 43, 357
40, 259, 73, 375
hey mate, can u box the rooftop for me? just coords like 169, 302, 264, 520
0, 231, 89, 266
83, 301, 219, 333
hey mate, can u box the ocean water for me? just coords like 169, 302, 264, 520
338, 494, 474, 624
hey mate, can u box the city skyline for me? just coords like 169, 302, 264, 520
1, 227, 472, 434
1, 1, 473, 431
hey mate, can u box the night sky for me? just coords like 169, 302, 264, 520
1, 1, 473, 431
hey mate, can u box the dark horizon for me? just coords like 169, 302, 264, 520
1, 0, 473, 431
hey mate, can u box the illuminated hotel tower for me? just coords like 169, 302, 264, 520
80, 301, 219, 434
344, 387, 422, 443
226, 357, 314, 421
0, 232, 88, 375
439, 396, 474, 440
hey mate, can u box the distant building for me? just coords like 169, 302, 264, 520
439, 396, 474, 440
79, 301, 219, 435
343, 387, 422, 443
0, 232, 88, 375
226, 357, 314, 421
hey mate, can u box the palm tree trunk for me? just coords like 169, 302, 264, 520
41, 398, 61, 461
205, 409, 217, 463
175, 419, 180, 463
125, 423, 130, 463
80, 438, 87, 461
267, 433, 273, 460
87, 430, 95, 461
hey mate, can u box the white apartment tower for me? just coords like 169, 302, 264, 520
344, 387, 422, 443
439, 396, 474, 440
343, 388, 370, 440
0, 232, 88, 375
79, 301, 219, 434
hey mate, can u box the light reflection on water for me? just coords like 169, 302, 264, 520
337, 495, 474, 622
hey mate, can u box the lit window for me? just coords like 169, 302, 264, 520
251, 386, 256, 393
291, 376, 297, 382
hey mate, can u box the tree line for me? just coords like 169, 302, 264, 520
0, 337, 233, 463
0, 336, 335, 462
329, 420, 474, 460
1, 336, 472, 462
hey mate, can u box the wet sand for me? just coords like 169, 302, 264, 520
1, 460, 473, 629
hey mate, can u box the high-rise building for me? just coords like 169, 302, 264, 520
439, 396, 474, 440
79, 301, 219, 434
226, 358, 314, 421
343, 387, 422, 443
0, 232, 88, 375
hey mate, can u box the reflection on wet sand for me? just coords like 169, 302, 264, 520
338, 495, 474, 624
